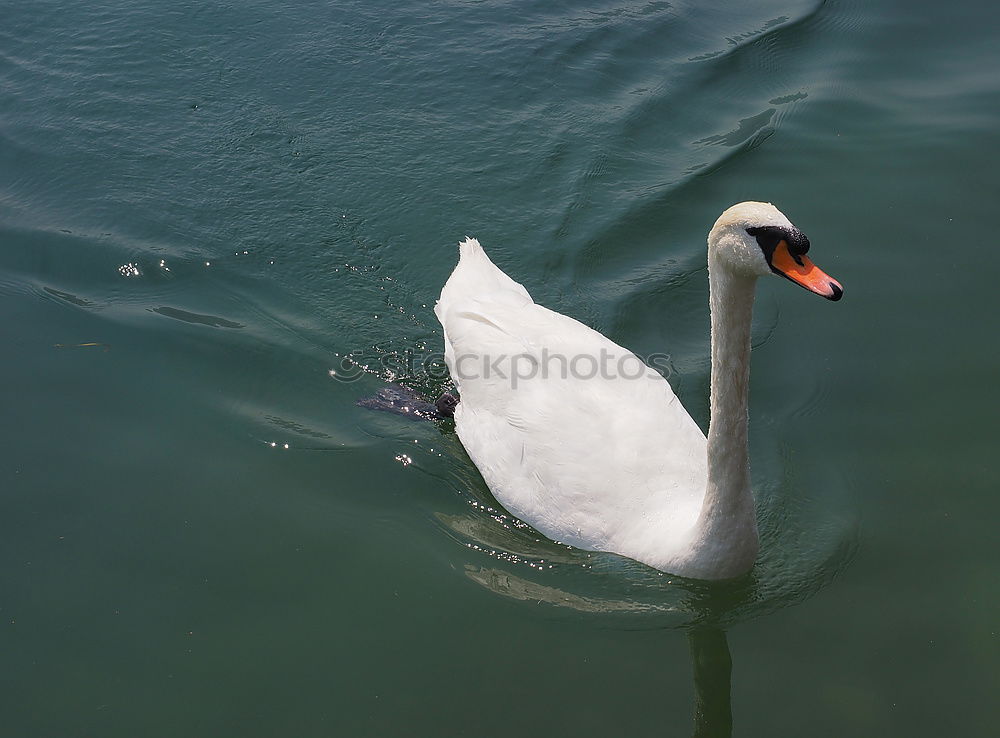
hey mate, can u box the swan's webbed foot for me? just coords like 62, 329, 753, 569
435, 392, 458, 419
356, 384, 458, 421
357, 383, 438, 420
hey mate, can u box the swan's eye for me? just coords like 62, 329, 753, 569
785, 228, 810, 256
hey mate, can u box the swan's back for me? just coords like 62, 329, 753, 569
435, 239, 707, 568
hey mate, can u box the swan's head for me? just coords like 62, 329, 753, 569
708, 201, 843, 301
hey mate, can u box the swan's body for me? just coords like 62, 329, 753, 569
434, 202, 841, 579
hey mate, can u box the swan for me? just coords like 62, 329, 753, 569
434, 202, 842, 580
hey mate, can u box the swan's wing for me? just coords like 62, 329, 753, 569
435, 240, 707, 564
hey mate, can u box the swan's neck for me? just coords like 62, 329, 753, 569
687, 258, 759, 577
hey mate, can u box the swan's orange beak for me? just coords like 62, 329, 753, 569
771, 240, 843, 301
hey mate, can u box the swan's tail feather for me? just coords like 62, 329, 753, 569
436, 237, 533, 319
459, 236, 484, 260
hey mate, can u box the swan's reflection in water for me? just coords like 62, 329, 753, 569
417, 416, 854, 736
690, 627, 732, 738
466, 565, 737, 737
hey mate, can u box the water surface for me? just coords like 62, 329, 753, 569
2, 1, 998, 735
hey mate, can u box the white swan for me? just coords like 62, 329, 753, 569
434, 202, 842, 580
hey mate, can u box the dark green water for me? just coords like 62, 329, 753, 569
2, 1, 998, 735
